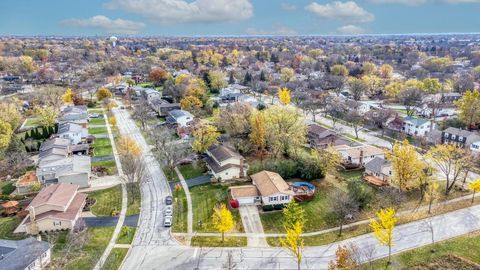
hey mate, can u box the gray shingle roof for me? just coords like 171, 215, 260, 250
365, 157, 390, 174
0, 238, 50, 270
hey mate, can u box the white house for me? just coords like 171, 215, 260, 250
57, 123, 88, 145
204, 144, 248, 181
166, 109, 194, 127
251, 171, 294, 206
36, 155, 91, 188
402, 116, 434, 137
0, 238, 51, 270
471, 141, 480, 157
59, 105, 89, 128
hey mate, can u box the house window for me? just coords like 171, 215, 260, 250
452, 135, 456, 140
444, 133, 449, 137
53, 221, 62, 226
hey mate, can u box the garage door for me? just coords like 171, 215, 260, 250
237, 197, 254, 205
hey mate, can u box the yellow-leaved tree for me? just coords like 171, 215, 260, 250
370, 207, 397, 264
192, 124, 220, 153
36, 106, 58, 128
249, 111, 267, 160
0, 120, 13, 151
62, 88, 74, 104
117, 136, 141, 157
278, 87, 291, 105
424, 181, 441, 214
469, 179, 480, 203
96, 87, 113, 101
454, 90, 480, 129
386, 140, 425, 191
108, 116, 117, 127
180, 95, 203, 112
281, 221, 304, 270
211, 204, 235, 243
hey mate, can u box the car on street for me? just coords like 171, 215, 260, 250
164, 206, 173, 216
164, 216, 172, 227
165, 196, 173, 205
89, 113, 99, 118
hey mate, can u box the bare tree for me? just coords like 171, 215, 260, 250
327, 191, 359, 236
344, 108, 364, 139
46, 229, 89, 269
132, 99, 154, 130
398, 88, 424, 117
149, 127, 189, 180
121, 154, 147, 204
365, 109, 395, 137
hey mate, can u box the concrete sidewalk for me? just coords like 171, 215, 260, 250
175, 167, 193, 245
239, 205, 269, 247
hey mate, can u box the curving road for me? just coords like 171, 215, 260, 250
116, 101, 480, 270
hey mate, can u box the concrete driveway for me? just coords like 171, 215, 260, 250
239, 205, 269, 247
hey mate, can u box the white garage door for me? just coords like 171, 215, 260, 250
237, 197, 254, 205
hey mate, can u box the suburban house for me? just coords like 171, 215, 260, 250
38, 138, 89, 163
336, 145, 385, 168
204, 144, 248, 181
15, 171, 40, 195
441, 127, 480, 149
57, 123, 88, 145
363, 157, 392, 186
220, 84, 250, 96
402, 116, 434, 137
307, 124, 353, 149
36, 155, 91, 188
230, 171, 294, 207
58, 105, 89, 128
141, 87, 162, 102
149, 99, 181, 117
0, 238, 51, 270
166, 109, 194, 127
16, 183, 87, 235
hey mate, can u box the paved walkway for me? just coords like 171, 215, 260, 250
93, 109, 127, 270
175, 167, 193, 245
114, 244, 131, 249
239, 205, 269, 247
80, 175, 122, 192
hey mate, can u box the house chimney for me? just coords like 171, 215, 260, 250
239, 159, 245, 178
359, 150, 364, 166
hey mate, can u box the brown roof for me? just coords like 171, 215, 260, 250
343, 145, 384, 158
29, 183, 79, 209
24, 192, 87, 224
208, 144, 242, 162
230, 185, 259, 198
204, 156, 242, 173
250, 171, 294, 197
16, 171, 39, 187
1, 201, 19, 208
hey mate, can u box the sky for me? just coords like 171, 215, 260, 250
0, 0, 479, 36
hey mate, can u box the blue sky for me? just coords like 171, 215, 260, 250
0, 0, 479, 36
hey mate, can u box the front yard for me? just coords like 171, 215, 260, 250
89, 117, 106, 126
0, 217, 24, 240
88, 185, 122, 216
178, 162, 207, 179
190, 184, 243, 233
92, 160, 117, 175
92, 138, 113, 157
89, 126, 108, 135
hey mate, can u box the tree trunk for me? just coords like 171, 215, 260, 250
428, 199, 433, 214
339, 222, 343, 236
222, 232, 225, 243
472, 191, 476, 204
297, 259, 301, 270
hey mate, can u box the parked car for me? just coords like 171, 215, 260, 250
165, 196, 173, 205
164, 206, 173, 216
164, 216, 172, 227
89, 113, 99, 118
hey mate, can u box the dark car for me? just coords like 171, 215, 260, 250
165, 196, 173, 205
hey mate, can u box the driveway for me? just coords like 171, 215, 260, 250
80, 175, 122, 192
239, 205, 269, 247
84, 214, 139, 227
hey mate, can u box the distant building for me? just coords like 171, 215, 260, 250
336, 145, 385, 168
0, 238, 51, 270
442, 127, 480, 149
307, 124, 353, 149
16, 183, 87, 235
402, 116, 434, 137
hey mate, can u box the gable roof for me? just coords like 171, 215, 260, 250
0, 238, 50, 270
29, 183, 78, 209
250, 171, 294, 197
39, 138, 70, 152
443, 127, 480, 138
365, 157, 391, 174
208, 144, 242, 163
58, 122, 83, 134
404, 116, 429, 126
169, 109, 193, 119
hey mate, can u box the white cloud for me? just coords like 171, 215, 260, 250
63, 15, 145, 34
442, 0, 480, 3
368, 0, 428, 5
105, 0, 253, 24
245, 26, 297, 36
281, 3, 297, 11
336, 25, 366, 34
305, 1, 374, 23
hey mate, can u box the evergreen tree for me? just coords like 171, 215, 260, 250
243, 72, 252, 85
260, 70, 267, 81
228, 72, 235, 84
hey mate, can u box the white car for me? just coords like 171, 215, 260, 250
164, 206, 173, 216
164, 216, 172, 227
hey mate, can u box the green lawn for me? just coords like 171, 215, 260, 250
24, 118, 40, 128
0, 217, 25, 240
89, 126, 108, 135
93, 138, 113, 157
117, 226, 136, 244
89, 117, 106, 126
190, 184, 243, 233
52, 227, 115, 270
366, 231, 480, 269
126, 183, 141, 216
88, 185, 122, 216
260, 182, 337, 233
191, 236, 247, 247
88, 108, 104, 113
102, 248, 128, 270
178, 163, 207, 180
172, 186, 188, 233
92, 160, 117, 175
164, 167, 179, 181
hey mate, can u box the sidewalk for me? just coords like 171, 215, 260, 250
175, 167, 193, 245
93, 108, 127, 270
